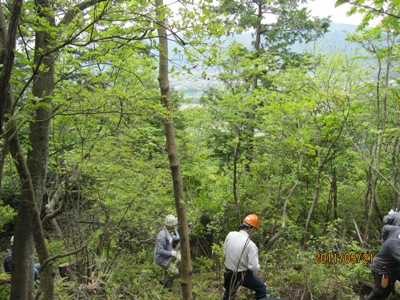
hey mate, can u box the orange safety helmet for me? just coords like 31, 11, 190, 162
243, 214, 260, 229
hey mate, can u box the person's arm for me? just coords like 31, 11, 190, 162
247, 244, 260, 272
392, 212, 400, 226
382, 225, 396, 243
173, 228, 180, 241
155, 233, 174, 258
223, 233, 231, 255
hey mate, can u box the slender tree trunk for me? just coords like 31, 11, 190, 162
155, 1, 193, 299
244, 0, 262, 172
0, 3, 9, 193
45, 182, 64, 240
393, 136, 400, 208
332, 166, 338, 220
24, 0, 57, 296
233, 140, 240, 223
363, 30, 394, 245
266, 179, 298, 252
363, 166, 376, 247
29, 0, 55, 210
0, 0, 21, 131
303, 149, 323, 247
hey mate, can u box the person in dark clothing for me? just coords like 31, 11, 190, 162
366, 225, 400, 300
3, 249, 12, 273
3, 236, 13, 273
3, 236, 40, 280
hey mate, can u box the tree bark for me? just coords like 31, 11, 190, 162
266, 178, 298, 252
244, 0, 262, 172
303, 149, 323, 247
392, 136, 400, 208
0, 1, 37, 298
8, 126, 51, 300
155, 1, 193, 299
22, 0, 57, 296
0, 0, 22, 132
362, 30, 392, 246
0, 0, 11, 194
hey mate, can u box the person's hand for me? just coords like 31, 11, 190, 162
171, 250, 177, 258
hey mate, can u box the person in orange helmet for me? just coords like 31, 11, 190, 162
222, 214, 268, 300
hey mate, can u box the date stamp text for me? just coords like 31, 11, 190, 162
314, 252, 373, 264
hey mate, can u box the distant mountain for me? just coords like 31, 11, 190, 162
170, 22, 359, 101
222, 22, 358, 52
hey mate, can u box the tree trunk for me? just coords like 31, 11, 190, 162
0, 0, 55, 297
24, 0, 57, 296
233, 141, 240, 223
363, 166, 376, 247
44, 182, 64, 240
244, 0, 262, 172
332, 166, 338, 220
0, 0, 22, 132
363, 30, 392, 245
265, 178, 298, 252
303, 149, 323, 247
393, 136, 400, 208
0, 1, 37, 298
155, 1, 193, 299
8, 127, 51, 300
0, 2, 11, 193
29, 0, 55, 210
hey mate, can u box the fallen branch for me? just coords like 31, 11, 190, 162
353, 219, 364, 246
40, 242, 88, 270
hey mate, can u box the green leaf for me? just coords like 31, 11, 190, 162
334, 0, 346, 7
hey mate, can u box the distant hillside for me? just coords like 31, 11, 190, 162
170, 22, 359, 101
222, 22, 358, 52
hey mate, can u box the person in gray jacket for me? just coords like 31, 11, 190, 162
154, 214, 180, 288
366, 225, 400, 299
382, 209, 400, 226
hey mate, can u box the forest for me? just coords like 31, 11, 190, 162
0, 0, 399, 299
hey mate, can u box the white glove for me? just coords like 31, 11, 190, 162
176, 251, 181, 262
171, 250, 177, 258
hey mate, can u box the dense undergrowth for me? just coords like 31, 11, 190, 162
0, 239, 379, 300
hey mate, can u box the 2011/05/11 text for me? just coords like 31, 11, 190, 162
314, 253, 373, 264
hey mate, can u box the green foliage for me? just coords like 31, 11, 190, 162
265, 221, 372, 299
192, 255, 214, 273
0, 273, 11, 299
0, 202, 16, 230
0, 286, 10, 300
338, 0, 400, 30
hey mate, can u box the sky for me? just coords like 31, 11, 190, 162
305, 0, 364, 25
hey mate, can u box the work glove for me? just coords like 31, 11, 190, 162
171, 250, 177, 258
176, 251, 181, 262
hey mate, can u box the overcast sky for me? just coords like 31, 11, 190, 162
305, 0, 363, 25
